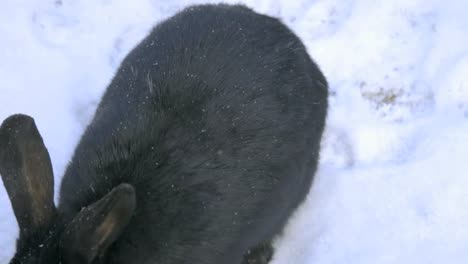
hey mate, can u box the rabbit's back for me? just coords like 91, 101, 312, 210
58, 4, 327, 263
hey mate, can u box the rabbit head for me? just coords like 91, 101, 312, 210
0, 114, 136, 264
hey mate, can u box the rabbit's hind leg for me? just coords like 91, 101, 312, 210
242, 242, 274, 264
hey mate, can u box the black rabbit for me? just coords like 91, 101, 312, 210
0, 4, 328, 264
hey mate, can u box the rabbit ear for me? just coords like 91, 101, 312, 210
61, 183, 136, 263
0, 114, 56, 238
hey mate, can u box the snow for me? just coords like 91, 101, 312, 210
1, 0, 467, 263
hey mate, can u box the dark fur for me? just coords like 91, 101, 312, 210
1, 4, 328, 264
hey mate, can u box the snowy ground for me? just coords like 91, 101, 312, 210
1, 0, 468, 263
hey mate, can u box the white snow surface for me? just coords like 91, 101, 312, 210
1, 0, 468, 263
